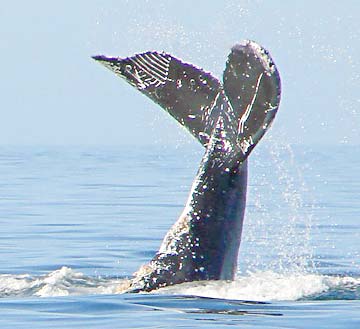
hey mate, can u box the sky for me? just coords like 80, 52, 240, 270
1, 0, 359, 146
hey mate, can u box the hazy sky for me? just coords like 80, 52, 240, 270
1, 0, 359, 146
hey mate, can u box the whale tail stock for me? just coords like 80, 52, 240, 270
92, 40, 281, 292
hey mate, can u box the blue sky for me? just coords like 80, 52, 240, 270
1, 0, 359, 146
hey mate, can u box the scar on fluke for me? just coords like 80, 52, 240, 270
92, 40, 281, 292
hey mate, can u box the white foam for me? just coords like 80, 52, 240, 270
155, 271, 360, 301
0, 274, 35, 297
1, 267, 359, 301
0, 267, 124, 298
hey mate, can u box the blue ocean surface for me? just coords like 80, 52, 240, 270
0, 142, 359, 328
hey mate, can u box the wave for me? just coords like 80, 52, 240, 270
1, 267, 359, 301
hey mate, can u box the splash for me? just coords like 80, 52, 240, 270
0, 267, 123, 298
240, 136, 316, 275
156, 271, 360, 301
1, 267, 359, 301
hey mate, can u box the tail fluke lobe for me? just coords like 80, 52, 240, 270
92, 52, 222, 146
223, 40, 281, 158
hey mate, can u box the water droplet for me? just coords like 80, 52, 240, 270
176, 79, 182, 88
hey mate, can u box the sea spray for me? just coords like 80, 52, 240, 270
239, 134, 316, 275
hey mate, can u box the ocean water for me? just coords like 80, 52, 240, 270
0, 142, 359, 328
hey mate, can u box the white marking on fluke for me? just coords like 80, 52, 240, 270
130, 52, 171, 89
238, 73, 264, 134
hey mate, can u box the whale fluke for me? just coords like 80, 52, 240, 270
223, 41, 281, 158
92, 40, 281, 292
92, 40, 280, 156
92, 52, 222, 146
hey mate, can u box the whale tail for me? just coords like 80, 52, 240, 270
92, 40, 280, 157
93, 41, 281, 292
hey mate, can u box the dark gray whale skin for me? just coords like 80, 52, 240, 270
92, 41, 281, 292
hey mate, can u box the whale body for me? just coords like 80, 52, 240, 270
92, 40, 281, 292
